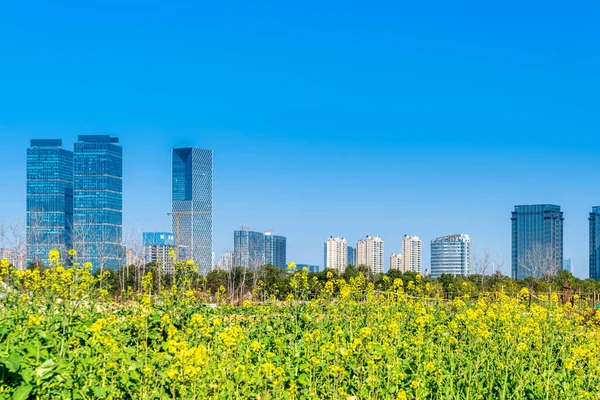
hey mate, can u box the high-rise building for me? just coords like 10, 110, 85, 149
389, 253, 403, 270
325, 236, 348, 273
401, 235, 422, 273
26, 139, 73, 266
73, 135, 123, 271
356, 236, 385, 274
125, 248, 144, 267
1, 248, 18, 268
511, 205, 563, 279
264, 231, 287, 269
172, 147, 213, 273
233, 227, 265, 269
143, 232, 176, 272
347, 246, 356, 266
590, 207, 600, 280
430, 234, 471, 278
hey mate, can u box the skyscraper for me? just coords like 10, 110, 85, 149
590, 207, 600, 280
430, 234, 471, 278
264, 230, 287, 269
26, 139, 73, 266
233, 227, 265, 269
347, 246, 357, 266
73, 135, 123, 271
511, 205, 563, 279
325, 236, 348, 273
143, 232, 177, 272
356, 236, 385, 274
401, 235, 422, 273
172, 148, 213, 273
389, 253, 403, 270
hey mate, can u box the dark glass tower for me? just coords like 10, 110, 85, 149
590, 207, 600, 280
73, 135, 123, 271
264, 231, 287, 269
26, 139, 73, 266
172, 148, 213, 273
511, 204, 564, 279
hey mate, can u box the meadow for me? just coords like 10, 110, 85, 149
1, 253, 600, 399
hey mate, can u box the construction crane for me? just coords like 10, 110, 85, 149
167, 211, 217, 261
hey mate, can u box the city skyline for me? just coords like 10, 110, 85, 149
1, 1, 599, 277
9, 137, 600, 277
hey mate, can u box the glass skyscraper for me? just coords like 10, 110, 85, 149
264, 231, 287, 269
347, 246, 356, 266
430, 234, 471, 278
233, 227, 265, 269
590, 207, 600, 280
74, 135, 123, 271
26, 139, 73, 266
172, 148, 213, 273
511, 204, 563, 279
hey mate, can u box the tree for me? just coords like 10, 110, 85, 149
518, 243, 561, 279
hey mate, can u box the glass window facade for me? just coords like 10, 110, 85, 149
511, 205, 564, 279
172, 148, 213, 273
296, 264, 320, 273
264, 231, 287, 269
26, 140, 73, 266
590, 207, 600, 280
430, 234, 471, 278
73, 135, 123, 271
347, 246, 356, 266
233, 228, 265, 269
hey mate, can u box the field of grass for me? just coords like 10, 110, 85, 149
1, 255, 600, 399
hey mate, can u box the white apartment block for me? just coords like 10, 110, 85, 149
389, 253, 403, 270
401, 235, 422, 273
356, 236, 384, 274
325, 236, 348, 273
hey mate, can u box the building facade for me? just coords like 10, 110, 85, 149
401, 235, 422, 273
296, 264, 320, 273
143, 232, 176, 272
264, 231, 287, 269
430, 234, 471, 278
590, 207, 600, 280
233, 227, 265, 269
347, 246, 356, 266
217, 251, 234, 271
26, 139, 73, 266
511, 204, 563, 279
325, 236, 347, 273
389, 253, 403, 270
73, 135, 123, 271
356, 236, 385, 274
172, 147, 213, 273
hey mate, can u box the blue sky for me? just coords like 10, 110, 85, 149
0, 0, 599, 277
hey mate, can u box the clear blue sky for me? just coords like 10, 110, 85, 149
1, 0, 599, 277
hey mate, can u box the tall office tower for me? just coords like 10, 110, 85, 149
347, 246, 357, 266
401, 235, 422, 273
26, 139, 73, 266
264, 230, 287, 269
430, 234, 471, 278
233, 227, 265, 269
356, 236, 385, 274
172, 147, 213, 273
142, 232, 177, 273
73, 135, 123, 271
511, 205, 563, 279
389, 253, 403, 270
325, 236, 348, 273
590, 207, 600, 280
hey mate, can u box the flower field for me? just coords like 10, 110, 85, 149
1, 256, 600, 399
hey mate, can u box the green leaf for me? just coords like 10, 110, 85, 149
3, 354, 22, 373
298, 373, 310, 386
35, 359, 55, 379
12, 384, 32, 400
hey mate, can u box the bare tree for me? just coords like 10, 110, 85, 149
518, 243, 561, 279
473, 248, 507, 288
